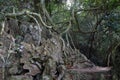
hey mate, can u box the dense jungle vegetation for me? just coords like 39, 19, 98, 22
0, 0, 120, 80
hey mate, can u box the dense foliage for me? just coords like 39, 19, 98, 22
0, 0, 120, 80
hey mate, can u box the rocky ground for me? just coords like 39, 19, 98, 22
0, 19, 111, 80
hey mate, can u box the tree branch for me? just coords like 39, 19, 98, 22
75, 7, 102, 13
3, 10, 52, 28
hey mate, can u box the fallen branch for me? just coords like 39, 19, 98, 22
68, 66, 112, 73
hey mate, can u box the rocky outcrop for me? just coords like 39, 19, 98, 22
0, 19, 111, 80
